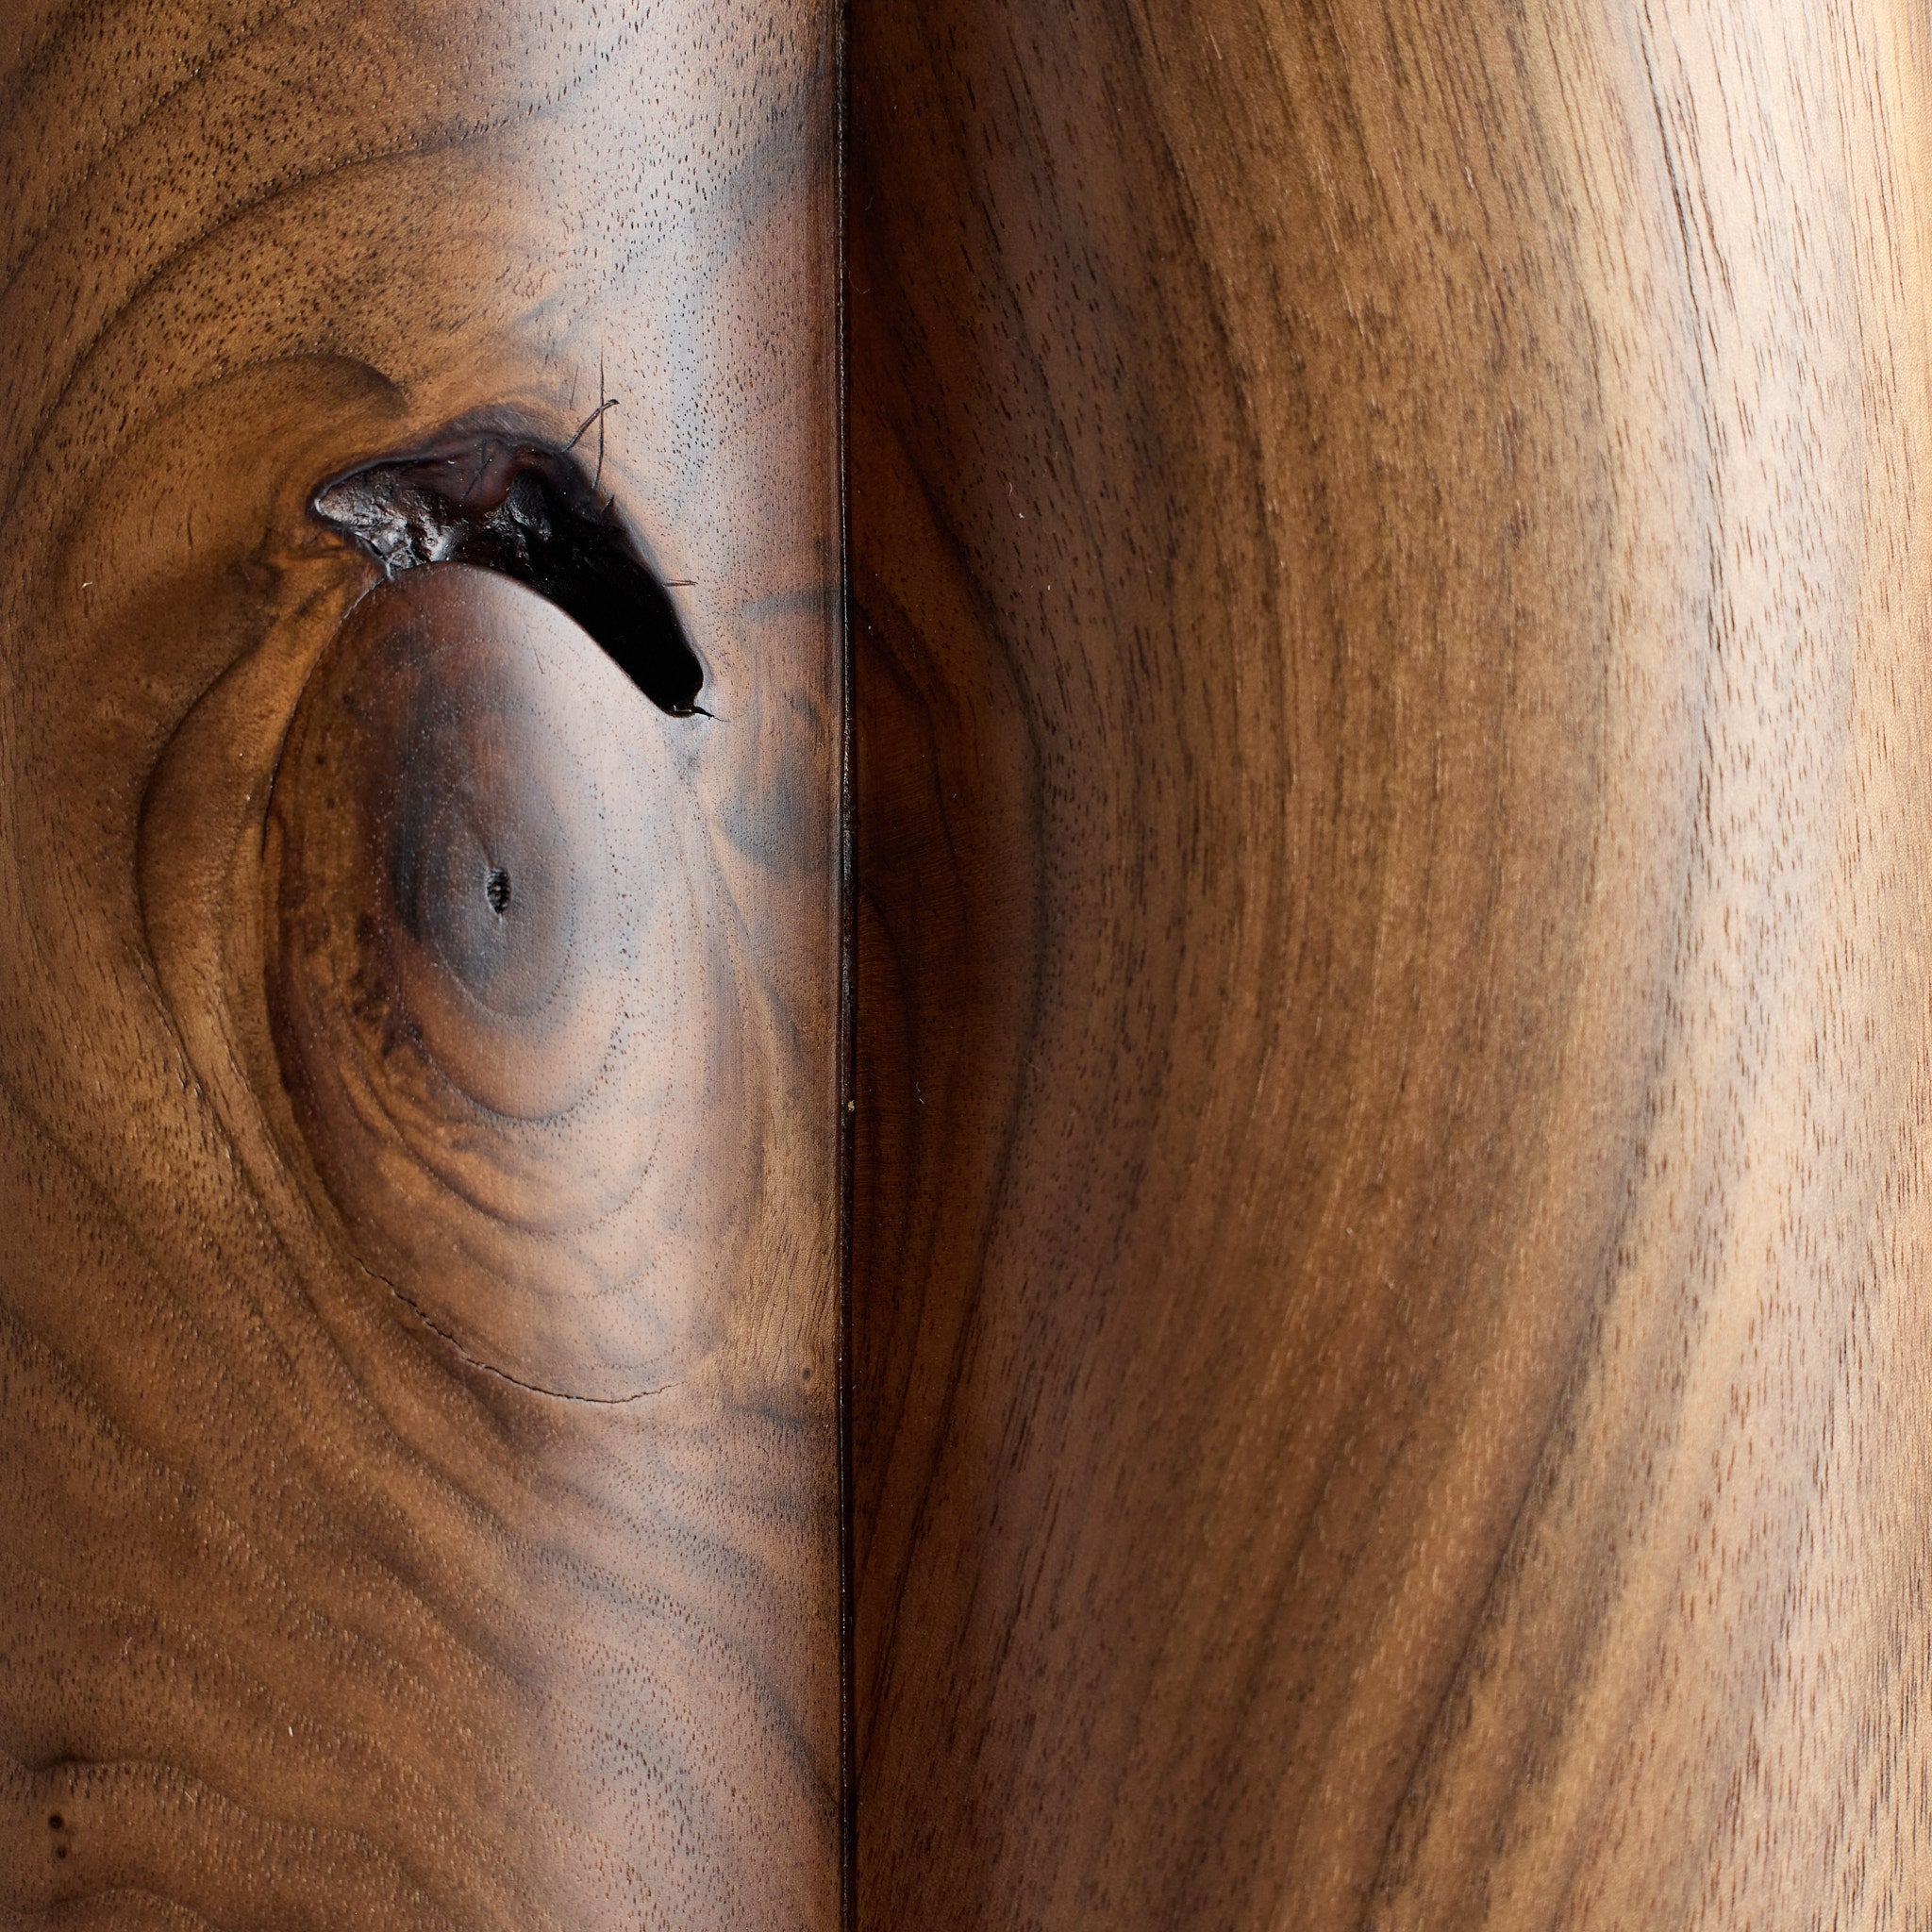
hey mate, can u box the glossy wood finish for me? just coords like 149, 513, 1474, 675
0, 5, 840, 1924
851, 1, 1932, 1925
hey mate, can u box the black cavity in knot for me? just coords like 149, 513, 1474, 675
312, 416, 706, 717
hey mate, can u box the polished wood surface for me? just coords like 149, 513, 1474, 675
0, 5, 840, 1924
9, 0, 1932, 1924
851, 0, 1932, 1925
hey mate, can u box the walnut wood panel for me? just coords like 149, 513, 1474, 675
0, 5, 840, 1926
851, 1, 1932, 1926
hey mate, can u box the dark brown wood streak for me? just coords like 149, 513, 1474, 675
0, 4, 841, 1926
850, 0, 1932, 1926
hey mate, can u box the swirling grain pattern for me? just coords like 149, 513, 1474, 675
0, 4, 840, 1925
851, 0, 1932, 1926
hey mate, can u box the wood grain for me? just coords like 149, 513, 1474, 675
850, 0, 1932, 1925
0, 4, 841, 1925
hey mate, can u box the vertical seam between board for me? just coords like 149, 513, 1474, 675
835, 0, 858, 1918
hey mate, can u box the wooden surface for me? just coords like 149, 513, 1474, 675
10, 0, 1932, 1924
0, 5, 841, 1925
850, 0, 1932, 1926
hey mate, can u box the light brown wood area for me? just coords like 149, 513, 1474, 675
0, 4, 841, 1926
850, 0, 1932, 1925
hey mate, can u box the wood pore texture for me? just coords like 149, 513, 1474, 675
850, 0, 1932, 1927
0, 5, 841, 1927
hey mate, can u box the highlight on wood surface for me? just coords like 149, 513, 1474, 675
0, 3, 841, 1924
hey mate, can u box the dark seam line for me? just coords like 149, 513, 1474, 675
835, 0, 858, 1919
